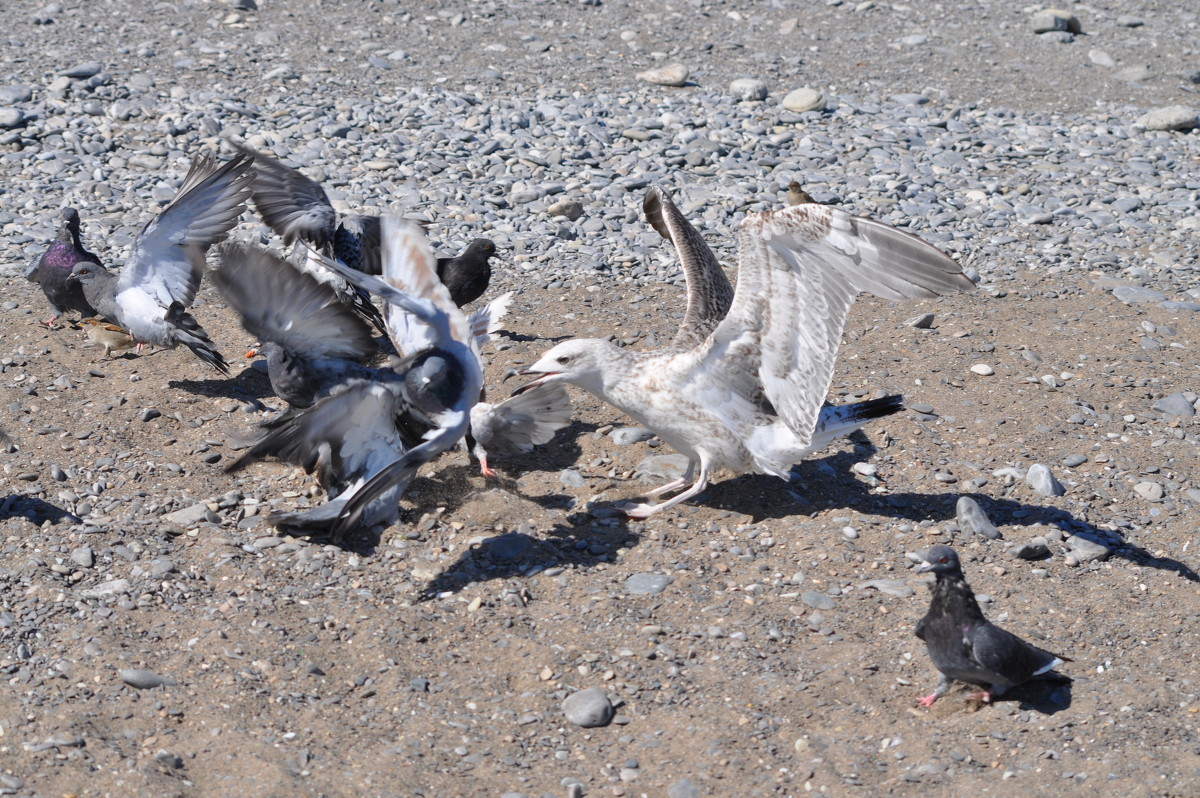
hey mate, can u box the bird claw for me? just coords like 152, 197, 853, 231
917, 694, 938, 708
479, 464, 497, 478
615, 501, 661, 519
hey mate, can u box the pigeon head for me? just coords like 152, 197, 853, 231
466, 238, 496, 259
66, 261, 107, 285
515, 338, 615, 397
406, 349, 466, 411
915, 545, 964, 576
58, 207, 82, 235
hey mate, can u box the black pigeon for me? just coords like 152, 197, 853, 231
234, 144, 387, 333
26, 207, 101, 326
914, 545, 1069, 706
212, 242, 382, 408
65, 153, 252, 375
435, 238, 496, 307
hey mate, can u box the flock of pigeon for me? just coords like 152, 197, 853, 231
22, 149, 1069, 707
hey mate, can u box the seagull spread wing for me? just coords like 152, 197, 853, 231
693, 204, 975, 442
238, 144, 337, 247
643, 186, 734, 348
471, 382, 572, 455
467, 290, 514, 352
119, 153, 253, 308
213, 243, 376, 361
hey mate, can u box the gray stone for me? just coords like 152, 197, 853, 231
0, 85, 32, 104
80, 578, 131, 598
1153, 392, 1196, 417
1112, 285, 1167, 305
905, 313, 935, 329
119, 668, 178, 689
1134, 481, 1164, 502
730, 78, 768, 101
1114, 65, 1153, 82
625, 573, 673, 594
956, 496, 1001, 539
858, 579, 914, 598
1088, 49, 1116, 68
0, 109, 25, 129
635, 454, 690, 482
611, 427, 654, 445
1063, 454, 1088, 467
1011, 537, 1050, 560
60, 61, 104, 78
1030, 9, 1081, 33
559, 469, 586, 487
70, 547, 94, 568
668, 779, 701, 798
636, 63, 688, 87
563, 688, 614, 727
801, 591, 836, 610
1065, 533, 1111, 563
163, 502, 211, 527
1026, 464, 1065, 497
547, 199, 584, 221
782, 87, 825, 113
1137, 106, 1198, 131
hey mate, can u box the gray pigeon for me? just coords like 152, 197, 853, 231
66, 153, 253, 374
469, 382, 572, 477
914, 545, 1069, 706
228, 217, 482, 540
26, 207, 100, 326
212, 242, 382, 407
234, 143, 387, 333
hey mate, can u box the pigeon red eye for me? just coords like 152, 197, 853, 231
939, 556, 948, 563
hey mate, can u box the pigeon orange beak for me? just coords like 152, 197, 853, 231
245, 348, 258, 359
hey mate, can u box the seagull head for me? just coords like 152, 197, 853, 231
914, 544, 963, 576
513, 338, 612, 397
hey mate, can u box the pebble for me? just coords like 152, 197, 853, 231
801, 591, 836, 610
970, 364, 994, 376
562, 688, 614, 727
610, 427, 655, 445
635, 454, 690, 482
118, 669, 178, 689
858, 579, 914, 598
781, 87, 825, 113
1152, 392, 1195, 417
624, 573, 673, 595
1030, 9, 1081, 34
1065, 533, 1111, 563
1026, 464, 1065, 497
1063, 454, 1088, 467
1133, 481, 1164, 502
905, 313, 935, 329
547, 199, 584, 221
636, 63, 689, 87
668, 779, 701, 798
0, 109, 25, 129
956, 496, 1001, 539
163, 502, 212, 527
60, 61, 104, 78
729, 78, 768, 101
1011, 537, 1050, 560
1088, 49, 1116, 68
0, 85, 32, 104
1136, 106, 1198, 131
559, 469, 586, 487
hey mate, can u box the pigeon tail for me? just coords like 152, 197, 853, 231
165, 302, 230, 375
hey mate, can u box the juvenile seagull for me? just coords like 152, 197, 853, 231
66, 153, 253, 374
26, 207, 100, 326
212, 243, 380, 408
517, 195, 975, 517
914, 545, 1069, 706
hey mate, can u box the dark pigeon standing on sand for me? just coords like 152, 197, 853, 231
25, 207, 101, 326
212, 242, 383, 408
66, 153, 253, 375
914, 545, 1069, 706
435, 238, 496, 307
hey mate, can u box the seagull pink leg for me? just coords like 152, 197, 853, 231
619, 464, 708, 518
479, 455, 497, 479
643, 461, 695, 498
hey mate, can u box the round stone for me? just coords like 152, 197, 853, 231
781, 87, 825, 113
563, 688, 614, 728
970, 364, 995, 376
729, 78, 768, 102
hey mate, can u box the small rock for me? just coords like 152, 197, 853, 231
119, 669, 177, 689
610, 427, 654, 445
163, 502, 210, 527
970, 364, 995, 376
729, 78, 768, 101
858, 579, 914, 598
1134, 481, 1164, 502
1026, 463, 1065, 497
1063, 454, 1088, 467
547, 199, 584, 221
635, 453, 690, 482
801, 591, 836, 610
60, 61, 104, 78
905, 313, 935, 329
1153, 392, 1196, 417
956, 496, 1001, 539
1111, 285, 1167, 305
1088, 48, 1116, 68
559, 469, 586, 488
636, 63, 688, 87
1011, 537, 1050, 560
1064, 533, 1110, 563
1137, 106, 1199, 132
625, 573, 673, 595
0, 109, 25, 129
1030, 8, 1081, 34
0, 85, 33, 104
668, 779, 701, 798
70, 547, 94, 568
781, 87, 825, 113
563, 687, 614, 728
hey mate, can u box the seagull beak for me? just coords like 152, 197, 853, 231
510, 369, 555, 396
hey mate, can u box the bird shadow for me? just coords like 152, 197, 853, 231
482, 422, 598, 480
415, 509, 637, 600
0, 494, 78, 526
495, 330, 573, 344
1011, 675, 1074, 715
598, 434, 1199, 584
168, 371, 275, 409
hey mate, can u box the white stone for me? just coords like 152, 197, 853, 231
781, 87, 825, 113
970, 364, 995, 376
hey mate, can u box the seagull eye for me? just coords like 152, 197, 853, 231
556, 356, 570, 366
